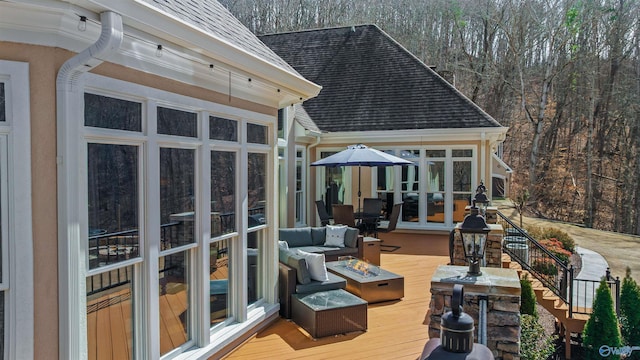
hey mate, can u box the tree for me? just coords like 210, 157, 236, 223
583, 279, 621, 359
620, 268, 640, 359
513, 189, 530, 228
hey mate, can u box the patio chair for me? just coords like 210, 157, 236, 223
359, 198, 383, 237
376, 203, 402, 251
332, 204, 356, 227
315, 200, 332, 226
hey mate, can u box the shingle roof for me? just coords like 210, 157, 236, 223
139, 0, 299, 75
294, 104, 320, 133
260, 25, 503, 132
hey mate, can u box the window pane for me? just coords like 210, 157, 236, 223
157, 107, 197, 137
159, 251, 189, 354
160, 148, 195, 249
88, 144, 139, 269
321, 152, 345, 216
453, 161, 472, 192
247, 123, 268, 144
248, 153, 267, 227
211, 151, 236, 237
452, 149, 473, 157
86, 266, 134, 360
210, 241, 229, 326
426, 161, 445, 224
84, 93, 142, 131
247, 230, 263, 305
401, 150, 419, 222
453, 194, 471, 222
425, 150, 446, 158
0, 83, 5, 122
209, 116, 237, 142
277, 109, 284, 139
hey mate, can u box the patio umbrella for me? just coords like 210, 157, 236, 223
311, 144, 414, 213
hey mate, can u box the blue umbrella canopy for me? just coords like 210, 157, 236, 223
310, 144, 413, 167
311, 144, 413, 213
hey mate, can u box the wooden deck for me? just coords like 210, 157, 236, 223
224, 232, 450, 360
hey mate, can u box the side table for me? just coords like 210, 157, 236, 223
362, 237, 381, 265
291, 289, 368, 338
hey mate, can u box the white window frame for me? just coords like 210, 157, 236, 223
59, 73, 278, 360
0, 60, 34, 359
369, 146, 477, 229
294, 146, 305, 226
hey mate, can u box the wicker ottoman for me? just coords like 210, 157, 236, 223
291, 289, 367, 338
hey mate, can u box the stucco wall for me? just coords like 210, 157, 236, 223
0, 40, 277, 360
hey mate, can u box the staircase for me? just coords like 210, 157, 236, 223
502, 253, 588, 359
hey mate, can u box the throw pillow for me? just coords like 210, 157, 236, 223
324, 224, 348, 247
296, 250, 329, 282
278, 240, 289, 250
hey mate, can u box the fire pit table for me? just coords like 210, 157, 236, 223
326, 257, 404, 303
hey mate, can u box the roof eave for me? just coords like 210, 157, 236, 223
318, 127, 508, 144
65, 0, 321, 103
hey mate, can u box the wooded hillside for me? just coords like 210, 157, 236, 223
221, 0, 640, 235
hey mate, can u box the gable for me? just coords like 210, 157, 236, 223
261, 25, 503, 132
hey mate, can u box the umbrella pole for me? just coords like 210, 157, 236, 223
358, 166, 362, 214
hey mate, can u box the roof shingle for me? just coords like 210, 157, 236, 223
139, 0, 300, 75
260, 25, 503, 132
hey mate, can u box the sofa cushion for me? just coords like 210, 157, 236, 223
293, 245, 340, 254
296, 250, 329, 282
296, 272, 346, 294
279, 227, 313, 247
344, 227, 359, 248
325, 224, 348, 247
321, 246, 358, 259
279, 248, 311, 284
310, 227, 326, 245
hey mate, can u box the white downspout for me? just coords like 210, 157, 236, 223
56, 11, 123, 360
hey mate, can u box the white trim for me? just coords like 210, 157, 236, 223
0, 60, 35, 359
319, 127, 508, 144
0, 2, 321, 107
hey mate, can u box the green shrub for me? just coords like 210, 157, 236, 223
520, 275, 538, 319
620, 268, 640, 359
520, 314, 556, 360
532, 259, 558, 276
526, 226, 575, 253
583, 279, 621, 359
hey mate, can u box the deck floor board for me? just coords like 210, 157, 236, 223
224, 234, 449, 360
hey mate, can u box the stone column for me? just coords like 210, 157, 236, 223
428, 265, 521, 360
452, 223, 504, 268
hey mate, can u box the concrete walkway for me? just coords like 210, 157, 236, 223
572, 246, 610, 309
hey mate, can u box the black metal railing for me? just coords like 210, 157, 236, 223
497, 212, 572, 304
497, 211, 620, 317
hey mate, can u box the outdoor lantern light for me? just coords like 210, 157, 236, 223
473, 183, 490, 216
420, 284, 494, 359
458, 206, 491, 277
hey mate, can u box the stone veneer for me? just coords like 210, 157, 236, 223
452, 223, 504, 269
428, 265, 521, 360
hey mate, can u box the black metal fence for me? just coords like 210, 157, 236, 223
496, 211, 619, 317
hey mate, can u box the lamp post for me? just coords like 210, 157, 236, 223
458, 206, 490, 277
420, 284, 494, 359
474, 182, 490, 216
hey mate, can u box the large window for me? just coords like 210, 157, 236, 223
370, 147, 476, 228
0, 60, 33, 359
69, 74, 276, 359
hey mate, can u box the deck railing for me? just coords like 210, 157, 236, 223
496, 211, 619, 317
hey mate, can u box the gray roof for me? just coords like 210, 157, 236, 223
294, 104, 320, 133
139, 0, 299, 75
260, 25, 503, 132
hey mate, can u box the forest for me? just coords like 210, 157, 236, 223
221, 0, 640, 235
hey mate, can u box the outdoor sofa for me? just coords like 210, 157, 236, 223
277, 226, 364, 318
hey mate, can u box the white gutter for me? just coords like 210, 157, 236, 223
56, 11, 123, 360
